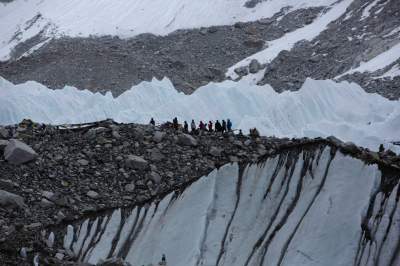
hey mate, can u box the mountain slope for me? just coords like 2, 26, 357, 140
0, 0, 398, 98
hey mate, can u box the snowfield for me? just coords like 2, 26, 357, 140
1, 76, 399, 152
0, 0, 340, 61
62, 149, 400, 266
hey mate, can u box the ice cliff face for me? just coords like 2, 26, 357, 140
63, 146, 400, 266
1, 77, 399, 152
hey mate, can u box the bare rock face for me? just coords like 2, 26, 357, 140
4, 139, 38, 165
0, 189, 26, 209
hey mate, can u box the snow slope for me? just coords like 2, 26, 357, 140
62, 147, 400, 266
1, 76, 400, 152
376, 64, 400, 79
0, 0, 339, 61
226, 0, 354, 79
337, 42, 400, 78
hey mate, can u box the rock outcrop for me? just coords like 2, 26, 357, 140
0, 189, 26, 209
4, 139, 38, 165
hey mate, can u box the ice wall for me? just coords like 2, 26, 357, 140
62, 146, 400, 266
1, 77, 399, 152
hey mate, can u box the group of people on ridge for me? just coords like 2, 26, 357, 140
150, 117, 233, 134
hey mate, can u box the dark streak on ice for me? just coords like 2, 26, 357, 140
215, 163, 245, 266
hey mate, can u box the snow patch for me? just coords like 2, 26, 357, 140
384, 27, 400, 38
374, 64, 400, 79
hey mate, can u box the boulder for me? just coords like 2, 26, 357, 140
0, 127, 9, 139
112, 130, 121, 139
234, 66, 249, 77
209, 146, 223, 157
327, 136, 343, 147
42, 191, 55, 201
4, 139, 38, 165
0, 139, 9, 153
0, 189, 26, 209
148, 171, 162, 184
55, 253, 64, 261
132, 128, 145, 141
124, 183, 135, 193
342, 142, 361, 155
77, 159, 89, 166
178, 134, 198, 146
125, 155, 148, 170
40, 198, 55, 208
249, 59, 262, 73
87, 190, 99, 199
85, 127, 108, 139
150, 149, 165, 162
0, 179, 17, 190
153, 131, 166, 143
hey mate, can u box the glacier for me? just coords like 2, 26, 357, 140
1, 76, 400, 152
62, 146, 400, 266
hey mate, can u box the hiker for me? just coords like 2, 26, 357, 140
150, 118, 155, 126
379, 144, 385, 153
250, 127, 260, 138
222, 120, 227, 133
199, 120, 205, 131
173, 117, 179, 130
183, 121, 189, 133
238, 129, 243, 136
215, 120, 222, 132
191, 119, 196, 133
227, 119, 232, 131
208, 121, 213, 132
159, 254, 167, 265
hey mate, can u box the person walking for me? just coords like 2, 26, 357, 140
227, 119, 232, 131
150, 118, 155, 126
183, 121, 189, 133
191, 119, 196, 133
222, 120, 227, 133
208, 121, 213, 132
199, 120, 205, 131
159, 254, 167, 265
215, 120, 222, 132
173, 117, 179, 130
